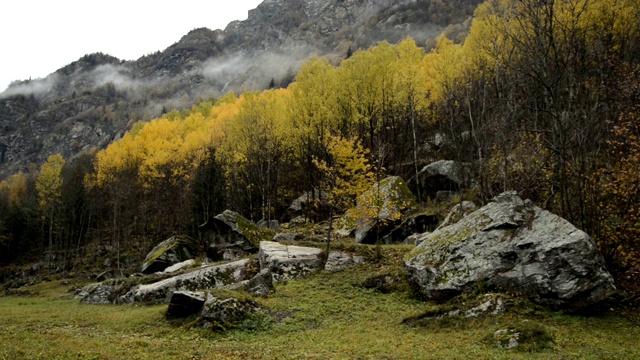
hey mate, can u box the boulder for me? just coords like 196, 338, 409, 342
199, 293, 257, 329
416, 160, 470, 198
343, 176, 416, 244
128, 258, 253, 304
199, 210, 263, 261
325, 251, 365, 272
243, 268, 274, 296
162, 259, 197, 274
259, 241, 323, 282
382, 212, 439, 244
141, 236, 196, 275
258, 241, 363, 281
229, 268, 275, 297
76, 280, 124, 305
166, 291, 206, 318
257, 219, 280, 231
404, 191, 616, 309
403, 293, 508, 325
286, 190, 327, 220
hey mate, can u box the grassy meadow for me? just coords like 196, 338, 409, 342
1, 244, 639, 359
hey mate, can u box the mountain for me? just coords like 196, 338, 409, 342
0, 0, 481, 179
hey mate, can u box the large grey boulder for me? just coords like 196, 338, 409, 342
141, 236, 196, 275
259, 241, 364, 281
199, 210, 262, 261
128, 259, 253, 304
259, 241, 323, 282
404, 192, 616, 309
340, 176, 416, 244
416, 160, 470, 198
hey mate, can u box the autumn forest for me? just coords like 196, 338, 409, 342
1, 0, 639, 277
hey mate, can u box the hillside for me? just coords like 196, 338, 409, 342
0, 0, 481, 179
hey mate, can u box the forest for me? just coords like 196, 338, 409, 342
1, 0, 639, 280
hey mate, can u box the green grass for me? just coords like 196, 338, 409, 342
1, 246, 639, 359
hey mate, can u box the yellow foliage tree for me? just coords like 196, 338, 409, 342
36, 154, 65, 264
313, 133, 374, 263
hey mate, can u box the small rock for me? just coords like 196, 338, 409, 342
199, 293, 256, 329
325, 251, 364, 272
494, 329, 520, 349
166, 291, 206, 318
257, 219, 280, 231
243, 268, 274, 296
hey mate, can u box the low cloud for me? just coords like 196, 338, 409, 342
0, 74, 59, 99
90, 64, 147, 91
200, 51, 308, 91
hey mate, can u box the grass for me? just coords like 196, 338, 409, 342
1, 245, 639, 359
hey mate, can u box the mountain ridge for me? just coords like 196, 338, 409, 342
0, 0, 481, 179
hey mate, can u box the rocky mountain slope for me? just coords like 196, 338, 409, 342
0, 0, 480, 179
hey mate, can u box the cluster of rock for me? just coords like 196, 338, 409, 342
75, 169, 618, 329
76, 212, 363, 326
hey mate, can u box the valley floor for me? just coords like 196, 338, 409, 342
1, 245, 638, 360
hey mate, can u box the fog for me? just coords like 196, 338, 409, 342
0, 74, 60, 99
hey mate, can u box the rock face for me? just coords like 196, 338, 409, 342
342, 176, 416, 244
199, 210, 261, 261
129, 259, 253, 304
404, 192, 616, 309
141, 236, 196, 275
